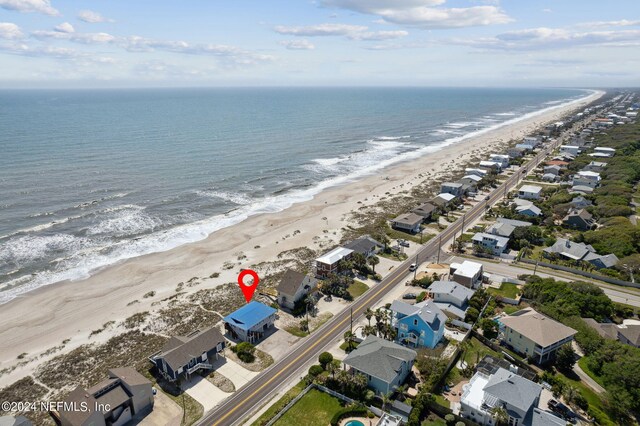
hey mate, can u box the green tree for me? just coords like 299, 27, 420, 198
365, 307, 374, 326
319, 351, 333, 369
234, 342, 256, 363
480, 318, 499, 339
491, 406, 509, 426
308, 364, 323, 377
368, 255, 380, 273
555, 344, 576, 372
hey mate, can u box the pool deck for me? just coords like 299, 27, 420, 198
340, 417, 376, 426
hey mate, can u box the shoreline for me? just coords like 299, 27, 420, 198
0, 90, 603, 388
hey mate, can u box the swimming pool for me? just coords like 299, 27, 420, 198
345, 421, 365, 426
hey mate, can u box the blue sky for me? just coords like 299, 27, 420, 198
0, 0, 638, 87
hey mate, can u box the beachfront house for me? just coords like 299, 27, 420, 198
459, 174, 482, 188
543, 238, 618, 269
391, 213, 423, 234
276, 269, 318, 310
507, 146, 526, 158
342, 335, 416, 395
562, 209, 595, 231
570, 196, 592, 209
572, 170, 601, 188
472, 232, 509, 256
584, 161, 607, 172
459, 367, 565, 426
315, 246, 353, 278
390, 299, 446, 349
450, 260, 483, 289
543, 165, 561, 176
412, 202, 437, 220
223, 301, 277, 343
479, 160, 502, 172
432, 192, 457, 207
343, 236, 383, 258
517, 185, 542, 200
570, 185, 594, 195
512, 199, 542, 217
427, 280, 475, 320
515, 143, 534, 152
560, 145, 580, 156
501, 308, 577, 364
593, 147, 616, 157
440, 182, 464, 197
488, 154, 510, 168
52, 368, 154, 426
523, 136, 540, 147
465, 168, 487, 177
149, 327, 226, 382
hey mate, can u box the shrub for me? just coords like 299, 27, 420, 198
444, 413, 455, 424
319, 352, 333, 369
330, 406, 368, 426
308, 365, 324, 377
234, 342, 256, 363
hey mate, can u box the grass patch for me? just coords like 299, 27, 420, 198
252, 380, 307, 426
284, 325, 309, 337
462, 337, 501, 365
347, 280, 369, 299
487, 283, 520, 299
577, 356, 605, 387
555, 371, 614, 424
378, 250, 408, 261
274, 388, 344, 426
433, 393, 450, 408
421, 415, 447, 426
340, 340, 360, 353
502, 304, 522, 315
386, 227, 424, 244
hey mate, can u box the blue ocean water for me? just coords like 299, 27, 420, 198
0, 87, 589, 302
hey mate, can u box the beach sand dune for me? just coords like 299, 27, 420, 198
0, 91, 602, 388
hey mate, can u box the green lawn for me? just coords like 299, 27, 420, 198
555, 371, 616, 425
252, 380, 307, 426
433, 393, 450, 408
577, 357, 606, 387
502, 304, 522, 315
348, 280, 369, 299
274, 389, 344, 426
462, 337, 501, 365
487, 283, 520, 299
421, 415, 447, 426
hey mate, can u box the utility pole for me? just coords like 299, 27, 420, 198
533, 260, 539, 276
414, 254, 419, 279
437, 235, 442, 264
350, 307, 353, 336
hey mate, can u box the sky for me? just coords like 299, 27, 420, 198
0, 0, 639, 88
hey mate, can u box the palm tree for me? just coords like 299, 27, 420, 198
365, 307, 374, 326
304, 295, 316, 323
458, 339, 472, 367
381, 391, 393, 412
563, 384, 579, 409
344, 330, 356, 351
328, 359, 341, 378
491, 406, 509, 426
363, 325, 377, 337
368, 255, 380, 273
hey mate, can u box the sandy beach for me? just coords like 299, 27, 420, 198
0, 90, 603, 389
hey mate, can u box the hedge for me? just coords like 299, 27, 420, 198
330, 406, 368, 426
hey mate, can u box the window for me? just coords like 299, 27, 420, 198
413, 319, 418, 326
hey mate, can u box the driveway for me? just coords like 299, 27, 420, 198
257, 328, 301, 361
183, 375, 229, 411
139, 389, 182, 426
212, 357, 260, 389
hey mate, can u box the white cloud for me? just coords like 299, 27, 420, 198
321, 0, 511, 29
0, 0, 59, 16
452, 27, 640, 50
280, 39, 316, 50
77, 10, 113, 24
32, 29, 116, 44
274, 23, 407, 41
54, 22, 74, 33
542, 8, 552, 13
575, 20, 640, 29
0, 22, 23, 39
275, 23, 367, 37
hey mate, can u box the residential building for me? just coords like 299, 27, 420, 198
543, 165, 561, 176
440, 182, 464, 197
501, 308, 577, 364
276, 269, 318, 310
0, 416, 32, 426
315, 246, 353, 278
460, 367, 566, 426
562, 208, 595, 231
523, 136, 540, 147
572, 170, 601, 188
559, 145, 580, 156
570, 196, 592, 209
543, 238, 618, 269
583, 318, 618, 340
460, 174, 482, 188
583, 161, 607, 172
343, 236, 382, 258
541, 173, 557, 182
479, 160, 502, 171
432, 192, 456, 207
489, 154, 510, 168
472, 232, 509, 255
496, 217, 533, 228
593, 147, 616, 157
507, 146, 526, 158
150, 327, 225, 382
485, 218, 530, 239
390, 299, 446, 349
517, 185, 542, 200
342, 335, 416, 395
427, 280, 474, 320
617, 321, 640, 348
391, 213, 423, 234
465, 168, 487, 177
545, 160, 569, 168
570, 185, 594, 195
412, 202, 437, 220
512, 199, 542, 217
53, 368, 153, 426
450, 260, 483, 289
515, 143, 534, 152
223, 301, 277, 343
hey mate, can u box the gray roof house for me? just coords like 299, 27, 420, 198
562, 208, 595, 231
486, 222, 516, 238
570, 196, 592, 209
460, 367, 565, 426
512, 199, 542, 217
428, 280, 475, 319
411, 202, 437, 219
440, 182, 464, 197
276, 269, 318, 310
543, 165, 561, 176
496, 218, 533, 228
391, 213, 423, 234
343, 236, 383, 258
150, 327, 225, 382
343, 335, 416, 395
472, 232, 510, 255
544, 238, 618, 269
53, 368, 154, 426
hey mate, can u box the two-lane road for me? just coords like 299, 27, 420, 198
198, 142, 557, 426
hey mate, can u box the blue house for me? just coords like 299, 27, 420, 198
391, 299, 446, 349
223, 301, 277, 343
343, 335, 416, 395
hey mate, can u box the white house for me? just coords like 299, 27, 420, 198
488, 154, 510, 168
465, 168, 487, 177
479, 160, 502, 171
523, 136, 540, 147
593, 147, 615, 157
517, 185, 542, 200
450, 260, 483, 289
460, 174, 482, 187
472, 232, 510, 255
432, 192, 456, 207
440, 182, 464, 197
559, 145, 580, 156
572, 170, 601, 189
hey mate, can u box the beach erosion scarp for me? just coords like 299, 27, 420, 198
0, 90, 603, 389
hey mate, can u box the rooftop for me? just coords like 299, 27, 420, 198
483, 367, 542, 413
435, 192, 456, 201
316, 246, 353, 265
343, 236, 382, 254
155, 326, 225, 371
501, 308, 577, 347
519, 184, 542, 194
392, 212, 423, 226
451, 260, 482, 278
390, 299, 447, 330
223, 301, 277, 332
277, 269, 316, 296
472, 232, 509, 248
429, 280, 475, 302
442, 182, 463, 188
343, 335, 416, 384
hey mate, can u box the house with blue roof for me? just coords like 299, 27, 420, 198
390, 299, 446, 349
223, 301, 277, 343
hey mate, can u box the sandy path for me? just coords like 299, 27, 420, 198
0, 91, 602, 388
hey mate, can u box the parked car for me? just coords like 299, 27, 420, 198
409, 263, 417, 271
398, 240, 410, 247
403, 293, 417, 299
548, 399, 558, 410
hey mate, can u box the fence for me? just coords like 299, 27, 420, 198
470, 330, 537, 375
519, 258, 640, 289
450, 319, 473, 331
264, 384, 315, 426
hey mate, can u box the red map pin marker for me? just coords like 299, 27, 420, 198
237, 269, 260, 303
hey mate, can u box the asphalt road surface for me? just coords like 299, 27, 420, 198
197, 143, 557, 426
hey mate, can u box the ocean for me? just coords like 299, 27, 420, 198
0, 87, 590, 303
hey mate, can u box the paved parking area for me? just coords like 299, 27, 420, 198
257, 328, 300, 361
213, 357, 259, 389
139, 390, 182, 426
183, 375, 228, 411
